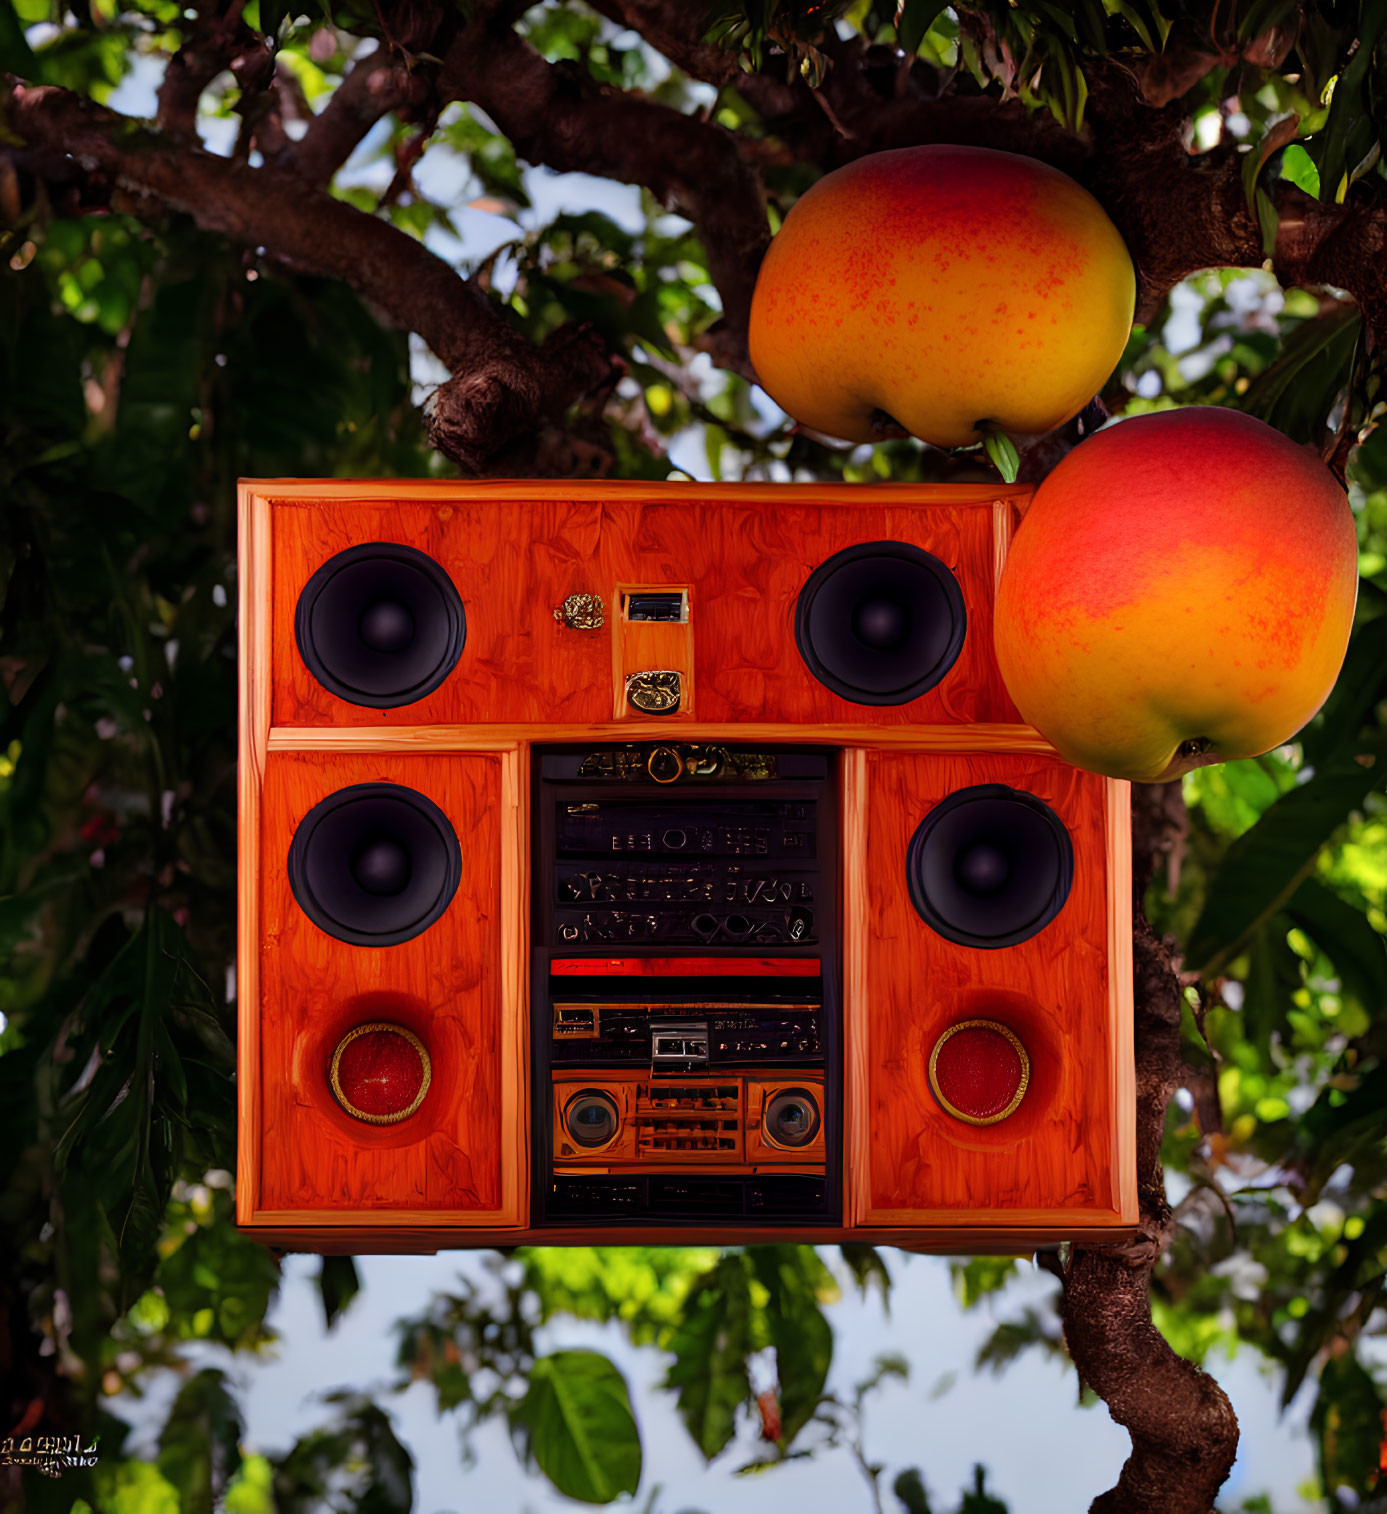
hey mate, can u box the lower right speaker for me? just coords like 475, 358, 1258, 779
848, 750, 1135, 1235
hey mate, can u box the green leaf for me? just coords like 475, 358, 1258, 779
157, 1368, 244, 1514
518, 1350, 642, 1505
1185, 750, 1387, 975
1301, 613, 1387, 766
751, 1246, 834, 1447
316, 1253, 360, 1331
664, 1253, 754, 1459
272, 1396, 413, 1514
982, 430, 1020, 483
1312, 1353, 1386, 1498
1283, 876, 1387, 1016
896, 0, 945, 54
839, 1243, 891, 1304
893, 1467, 934, 1514
1235, 302, 1362, 444
1280, 142, 1322, 196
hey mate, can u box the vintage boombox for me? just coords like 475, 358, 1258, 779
236, 480, 1135, 1252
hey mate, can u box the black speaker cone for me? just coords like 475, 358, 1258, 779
295, 543, 466, 708
565, 1090, 620, 1149
765, 1089, 821, 1148
794, 541, 966, 705
288, 782, 462, 947
906, 785, 1074, 948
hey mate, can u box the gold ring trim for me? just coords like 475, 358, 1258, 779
928, 1018, 1030, 1126
329, 1021, 432, 1125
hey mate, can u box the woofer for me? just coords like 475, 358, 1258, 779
564, 1090, 620, 1149
288, 783, 462, 946
794, 541, 966, 705
763, 1088, 821, 1148
295, 542, 466, 708
905, 785, 1073, 948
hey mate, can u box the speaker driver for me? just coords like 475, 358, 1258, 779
794, 541, 966, 705
764, 1088, 821, 1149
288, 783, 462, 947
295, 542, 466, 708
905, 785, 1074, 948
564, 1090, 620, 1149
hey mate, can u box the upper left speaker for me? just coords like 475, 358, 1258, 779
294, 542, 466, 708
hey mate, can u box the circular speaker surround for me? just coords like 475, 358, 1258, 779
288, 782, 462, 947
794, 541, 966, 705
905, 785, 1074, 948
763, 1088, 822, 1149
564, 1090, 621, 1150
330, 1021, 432, 1124
928, 1019, 1030, 1126
295, 542, 466, 709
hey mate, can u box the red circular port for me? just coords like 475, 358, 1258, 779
330, 1022, 431, 1124
929, 1019, 1029, 1125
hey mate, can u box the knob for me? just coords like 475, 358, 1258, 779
648, 746, 683, 783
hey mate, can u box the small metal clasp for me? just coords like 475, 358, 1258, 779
625, 670, 682, 715
554, 593, 605, 630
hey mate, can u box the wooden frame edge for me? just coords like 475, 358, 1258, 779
1107, 777, 1138, 1226
499, 743, 530, 1228
236, 485, 272, 1227
841, 748, 871, 1228
266, 722, 1058, 753
238, 478, 1035, 508
236, 1222, 1138, 1254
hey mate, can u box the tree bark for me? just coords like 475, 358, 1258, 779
1061, 783, 1240, 1513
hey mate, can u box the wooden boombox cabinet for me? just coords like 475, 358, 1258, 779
237, 479, 1136, 1254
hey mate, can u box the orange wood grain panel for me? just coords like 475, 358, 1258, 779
849, 751, 1132, 1226
266, 487, 1026, 730
253, 750, 522, 1224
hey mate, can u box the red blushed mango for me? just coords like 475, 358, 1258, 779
747, 145, 1135, 448
994, 407, 1359, 782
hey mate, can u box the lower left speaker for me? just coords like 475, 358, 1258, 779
243, 750, 524, 1227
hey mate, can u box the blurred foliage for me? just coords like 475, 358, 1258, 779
1, 1, 1386, 1512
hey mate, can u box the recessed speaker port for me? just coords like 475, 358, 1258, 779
564, 1089, 621, 1149
329, 1021, 432, 1125
647, 746, 683, 783
764, 1088, 821, 1148
928, 1019, 1029, 1126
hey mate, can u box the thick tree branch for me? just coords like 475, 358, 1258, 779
4, 80, 617, 473
156, 0, 255, 139
1061, 784, 1239, 1514
284, 46, 426, 186
437, 16, 770, 376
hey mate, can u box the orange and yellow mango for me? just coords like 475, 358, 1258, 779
748, 145, 1136, 448
994, 407, 1359, 782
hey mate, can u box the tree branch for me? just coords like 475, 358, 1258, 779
436, 16, 770, 376
156, 0, 256, 139
1061, 784, 1239, 1514
5, 80, 617, 473
283, 45, 425, 187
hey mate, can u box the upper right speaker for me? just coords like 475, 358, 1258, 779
794, 541, 966, 705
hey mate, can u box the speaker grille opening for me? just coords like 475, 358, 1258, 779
295, 542, 466, 708
905, 785, 1073, 948
794, 541, 966, 705
288, 782, 462, 946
